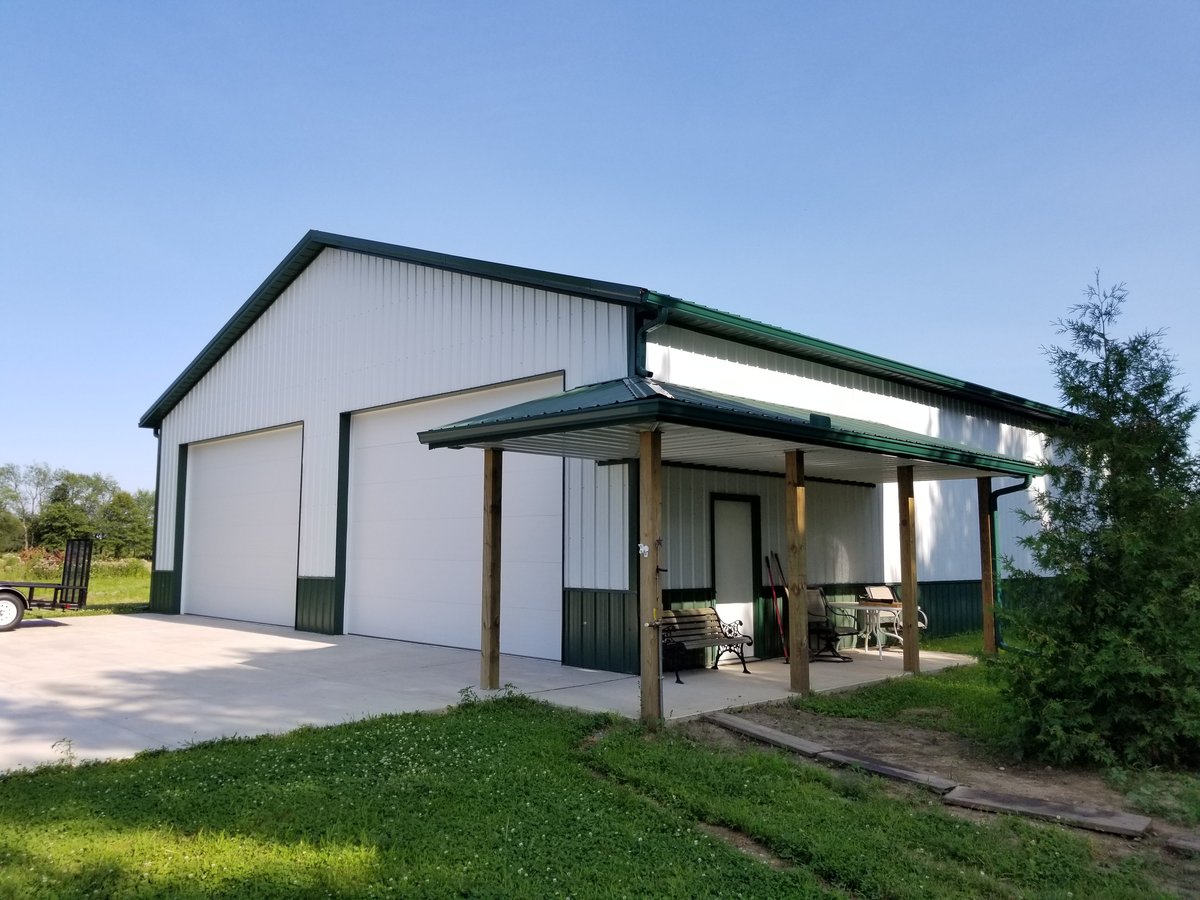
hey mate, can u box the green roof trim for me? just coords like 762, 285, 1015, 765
417, 377, 1044, 478
138, 231, 647, 429
642, 292, 1069, 425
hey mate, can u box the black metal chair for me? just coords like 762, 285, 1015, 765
807, 587, 856, 662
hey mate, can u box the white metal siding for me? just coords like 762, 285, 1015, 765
879, 477, 1043, 583
155, 248, 630, 574
563, 459, 629, 590
645, 326, 1046, 462
661, 467, 881, 590
181, 426, 302, 626
345, 376, 564, 659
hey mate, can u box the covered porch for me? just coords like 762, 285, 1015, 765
419, 375, 1040, 723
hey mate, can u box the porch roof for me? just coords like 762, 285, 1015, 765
417, 377, 1042, 483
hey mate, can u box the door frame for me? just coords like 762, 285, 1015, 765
708, 493, 763, 603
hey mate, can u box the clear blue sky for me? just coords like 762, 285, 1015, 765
3, 1, 1197, 493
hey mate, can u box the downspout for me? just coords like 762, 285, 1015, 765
632, 296, 669, 377
989, 475, 1032, 651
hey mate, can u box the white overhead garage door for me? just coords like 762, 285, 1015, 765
182, 426, 302, 627
346, 377, 563, 659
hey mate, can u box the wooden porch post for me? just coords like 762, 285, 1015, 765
977, 477, 997, 657
481, 447, 503, 690
638, 430, 664, 724
785, 450, 810, 695
897, 465, 920, 674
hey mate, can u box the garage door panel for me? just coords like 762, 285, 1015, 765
182, 427, 301, 627
346, 378, 564, 659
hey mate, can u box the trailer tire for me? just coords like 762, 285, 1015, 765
0, 590, 24, 631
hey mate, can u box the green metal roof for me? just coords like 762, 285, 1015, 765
417, 377, 1044, 479
140, 230, 1068, 431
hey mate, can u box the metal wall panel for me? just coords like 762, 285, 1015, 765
646, 326, 1046, 461
156, 248, 631, 574
563, 459, 629, 590
661, 467, 881, 591
647, 325, 1047, 583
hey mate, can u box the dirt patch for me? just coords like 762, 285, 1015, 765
695, 822, 791, 870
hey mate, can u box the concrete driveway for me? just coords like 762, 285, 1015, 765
1, 613, 970, 772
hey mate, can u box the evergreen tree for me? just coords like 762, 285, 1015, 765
999, 276, 1200, 766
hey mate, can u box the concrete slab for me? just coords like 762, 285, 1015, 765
0, 614, 973, 772
943, 786, 1152, 837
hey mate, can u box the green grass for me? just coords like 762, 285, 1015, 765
1106, 769, 1200, 829
0, 697, 1167, 898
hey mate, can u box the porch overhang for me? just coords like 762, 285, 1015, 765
417, 376, 1043, 483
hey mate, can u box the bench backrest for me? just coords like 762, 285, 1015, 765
58, 539, 93, 605
661, 607, 724, 640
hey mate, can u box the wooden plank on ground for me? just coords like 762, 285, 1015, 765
704, 712, 830, 757
1166, 834, 1200, 856
816, 749, 959, 794
943, 786, 1151, 837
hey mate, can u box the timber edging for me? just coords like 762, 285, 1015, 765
703, 712, 1159, 839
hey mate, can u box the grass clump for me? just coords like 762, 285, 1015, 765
1106, 768, 1200, 828
0, 696, 1164, 899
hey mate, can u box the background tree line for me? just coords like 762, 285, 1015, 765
0, 463, 153, 558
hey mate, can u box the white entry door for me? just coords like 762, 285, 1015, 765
713, 499, 755, 648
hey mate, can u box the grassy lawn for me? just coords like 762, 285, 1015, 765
0, 696, 1168, 899
797, 631, 1200, 829
1, 559, 150, 618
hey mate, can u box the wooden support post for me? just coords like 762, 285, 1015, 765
785, 450, 810, 695
638, 430, 664, 725
481, 448, 503, 690
897, 465, 920, 674
977, 477, 997, 657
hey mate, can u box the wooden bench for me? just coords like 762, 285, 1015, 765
0, 538, 93, 631
660, 606, 752, 684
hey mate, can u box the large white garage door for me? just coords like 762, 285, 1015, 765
346, 377, 563, 659
182, 426, 302, 627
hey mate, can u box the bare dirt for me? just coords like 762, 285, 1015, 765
676, 702, 1200, 897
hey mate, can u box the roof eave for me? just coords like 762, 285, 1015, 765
419, 396, 1044, 478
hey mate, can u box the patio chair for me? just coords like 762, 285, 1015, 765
860, 584, 927, 649
807, 587, 857, 662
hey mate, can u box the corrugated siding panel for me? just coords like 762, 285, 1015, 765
155, 248, 630, 572
646, 326, 1046, 462
561, 589, 638, 674
661, 468, 881, 590
564, 460, 629, 590
880, 477, 1043, 582
295, 576, 340, 634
